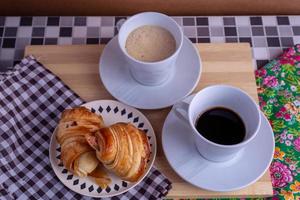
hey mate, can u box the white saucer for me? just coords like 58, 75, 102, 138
162, 99, 275, 192
99, 36, 201, 109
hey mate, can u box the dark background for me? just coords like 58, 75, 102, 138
2, 0, 300, 16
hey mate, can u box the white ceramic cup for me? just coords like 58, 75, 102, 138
174, 85, 261, 162
118, 12, 183, 86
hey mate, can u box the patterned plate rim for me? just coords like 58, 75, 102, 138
49, 100, 157, 198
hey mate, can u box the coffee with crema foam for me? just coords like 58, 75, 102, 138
125, 25, 176, 62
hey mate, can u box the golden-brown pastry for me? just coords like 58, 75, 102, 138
56, 107, 104, 177
86, 122, 150, 182
89, 164, 111, 189
74, 151, 99, 177
56, 107, 104, 144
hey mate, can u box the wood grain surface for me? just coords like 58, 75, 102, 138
25, 43, 273, 198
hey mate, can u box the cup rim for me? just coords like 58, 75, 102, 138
117, 12, 184, 65
188, 84, 262, 148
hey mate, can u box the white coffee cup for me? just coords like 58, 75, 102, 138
174, 85, 261, 162
118, 12, 183, 86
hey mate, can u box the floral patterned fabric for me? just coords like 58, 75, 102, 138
255, 44, 300, 200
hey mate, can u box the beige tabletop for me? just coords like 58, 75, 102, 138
25, 43, 273, 198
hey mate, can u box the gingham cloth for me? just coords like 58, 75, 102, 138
0, 56, 172, 200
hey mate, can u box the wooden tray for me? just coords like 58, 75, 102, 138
25, 43, 273, 198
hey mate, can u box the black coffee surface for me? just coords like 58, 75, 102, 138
195, 107, 245, 145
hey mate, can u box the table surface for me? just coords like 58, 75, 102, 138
1, 16, 300, 73
25, 43, 273, 198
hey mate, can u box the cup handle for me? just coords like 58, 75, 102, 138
116, 19, 126, 32
173, 101, 190, 125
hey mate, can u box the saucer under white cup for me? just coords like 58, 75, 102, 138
162, 95, 275, 191
99, 35, 201, 109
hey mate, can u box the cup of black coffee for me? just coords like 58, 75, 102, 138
195, 107, 246, 145
174, 85, 261, 162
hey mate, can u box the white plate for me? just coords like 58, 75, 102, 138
99, 35, 201, 109
162, 98, 275, 192
49, 100, 157, 198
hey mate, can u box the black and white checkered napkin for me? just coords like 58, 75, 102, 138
0, 56, 172, 200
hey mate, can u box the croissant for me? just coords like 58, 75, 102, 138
89, 164, 112, 189
86, 122, 150, 182
56, 107, 104, 177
